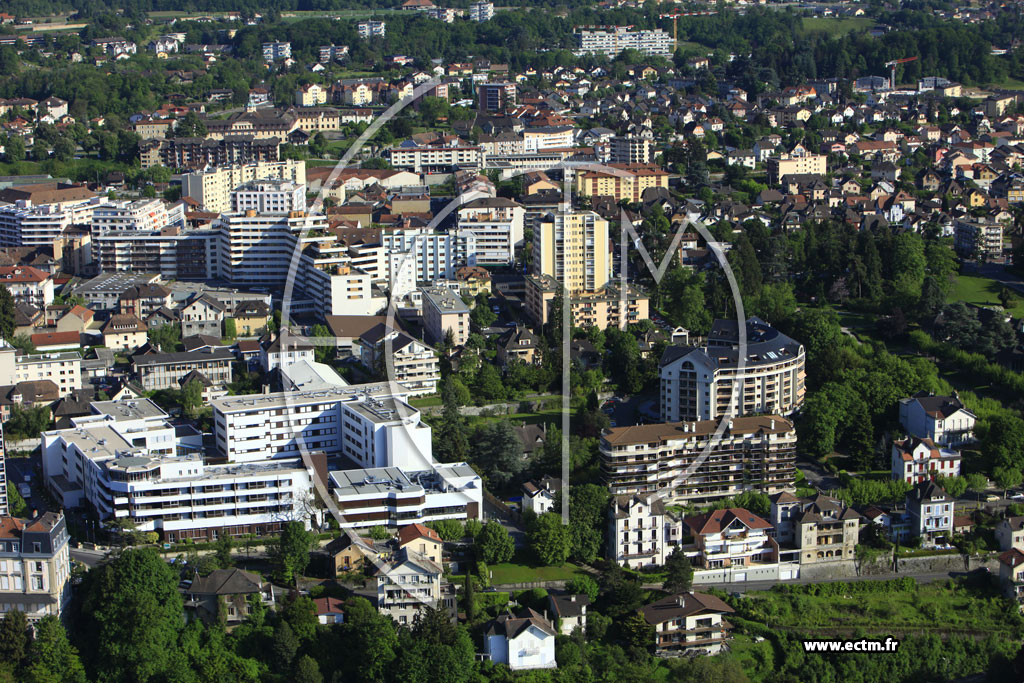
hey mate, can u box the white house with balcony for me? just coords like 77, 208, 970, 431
375, 547, 442, 626
608, 493, 666, 568
484, 608, 557, 670
898, 392, 976, 447
891, 436, 961, 484
906, 480, 953, 545
682, 507, 778, 570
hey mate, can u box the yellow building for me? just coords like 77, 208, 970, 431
573, 164, 669, 203
525, 274, 649, 330
295, 83, 327, 107
532, 210, 610, 294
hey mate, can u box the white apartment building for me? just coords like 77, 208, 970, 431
954, 218, 1004, 259
357, 324, 440, 396
683, 507, 778, 569
421, 284, 470, 346
217, 210, 327, 287
608, 492, 666, 568
374, 547, 442, 624
319, 45, 350, 63
302, 261, 386, 318
93, 227, 219, 280
90, 199, 183, 235
0, 346, 82, 398
357, 21, 386, 39
468, 1, 494, 21
660, 317, 806, 422
0, 197, 107, 247
891, 436, 961, 485
383, 230, 458, 292
0, 265, 54, 308
387, 146, 484, 173
522, 127, 575, 153
210, 382, 433, 470
330, 464, 482, 529
575, 26, 673, 57
230, 180, 306, 214
455, 197, 525, 265
181, 160, 306, 214
601, 415, 797, 505
262, 41, 291, 62
41, 399, 314, 542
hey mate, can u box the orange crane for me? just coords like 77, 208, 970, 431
659, 11, 716, 52
885, 56, 918, 89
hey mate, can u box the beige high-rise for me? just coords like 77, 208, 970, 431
532, 210, 610, 294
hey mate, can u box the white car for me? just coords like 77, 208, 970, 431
18, 484, 30, 498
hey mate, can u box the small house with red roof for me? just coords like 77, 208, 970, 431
682, 507, 777, 569
397, 523, 442, 564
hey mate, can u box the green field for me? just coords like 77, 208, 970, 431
800, 16, 874, 36
488, 553, 586, 584
947, 274, 1024, 317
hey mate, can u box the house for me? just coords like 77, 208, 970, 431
996, 517, 1024, 551
375, 547, 443, 625
891, 436, 961, 484
640, 592, 735, 655
548, 593, 588, 635
0, 511, 72, 622
0, 265, 54, 307
496, 324, 540, 366
906, 480, 953, 546
521, 476, 562, 515
184, 568, 275, 625
314, 597, 346, 625
233, 301, 271, 335
608, 493, 665, 568
769, 493, 860, 564
357, 323, 440, 396
898, 392, 976, 447
397, 523, 442, 564
999, 548, 1024, 607
101, 314, 148, 351
324, 533, 382, 574
55, 305, 94, 334
683, 508, 778, 569
0, 380, 60, 419
483, 608, 557, 670
180, 294, 226, 338
261, 334, 315, 373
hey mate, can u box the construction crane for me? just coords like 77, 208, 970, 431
659, 11, 717, 52
885, 56, 918, 90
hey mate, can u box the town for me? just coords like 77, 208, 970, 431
0, 1, 1024, 681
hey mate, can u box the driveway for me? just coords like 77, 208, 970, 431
796, 455, 841, 491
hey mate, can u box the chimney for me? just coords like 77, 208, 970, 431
570, 595, 576, 602
770, 419, 775, 430
676, 595, 685, 607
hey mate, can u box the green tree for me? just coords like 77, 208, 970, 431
419, 96, 450, 123
0, 286, 14, 340
182, 379, 203, 419
174, 112, 207, 137
78, 548, 185, 683
0, 610, 28, 668
434, 378, 469, 463
428, 519, 464, 541
936, 475, 968, 499
528, 512, 571, 566
294, 655, 323, 683
147, 323, 182, 352
5, 136, 25, 163
619, 612, 655, 651
271, 621, 298, 672
53, 136, 75, 162
223, 318, 237, 340
463, 572, 476, 622
475, 520, 514, 564
993, 467, 1023, 496
214, 532, 233, 568
24, 615, 87, 683
473, 420, 525, 487
5, 483, 27, 518
662, 547, 694, 594
566, 575, 599, 602
272, 521, 315, 585
965, 472, 989, 495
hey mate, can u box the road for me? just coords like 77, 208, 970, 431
71, 547, 109, 568
796, 455, 841, 491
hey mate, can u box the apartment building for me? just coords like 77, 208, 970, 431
906, 480, 953, 545
421, 284, 470, 346
0, 425, 6, 516
41, 399, 313, 542
640, 593, 735, 655
93, 227, 219, 280
996, 516, 1024, 551
318, 45, 350, 63
295, 83, 327, 107
610, 135, 655, 165
210, 383, 432, 469
357, 20, 387, 39
301, 260, 386, 318
101, 313, 148, 351
230, 179, 305, 214
767, 153, 827, 185
262, 41, 291, 62
217, 210, 328, 287
532, 210, 610, 294
898, 391, 976, 447
524, 274, 649, 330
330, 464, 482, 528
133, 348, 235, 391
357, 323, 440, 396
954, 218, 1004, 259
387, 145, 483, 173
0, 183, 103, 247
891, 436, 961, 484
384, 230, 458, 292
608, 493, 665, 568
0, 347, 82, 398
0, 265, 54, 307
660, 317, 806, 422
455, 197, 525, 265
0, 511, 72, 622
600, 415, 797, 505
683, 507, 778, 569
573, 164, 669, 203
522, 126, 575, 153
90, 198, 183, 235
375, 547, 442, 625
476, 82, 516, 112
181, 160, 306, 214
575, 26, 673, 57
139, 136, 281, 170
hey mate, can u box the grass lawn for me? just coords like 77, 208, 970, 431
800, 16, 873, 36
947, 274, 1024, 317
987, 77, 1024, 91
488, 554, 586, 585
410, 395, 443, 408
